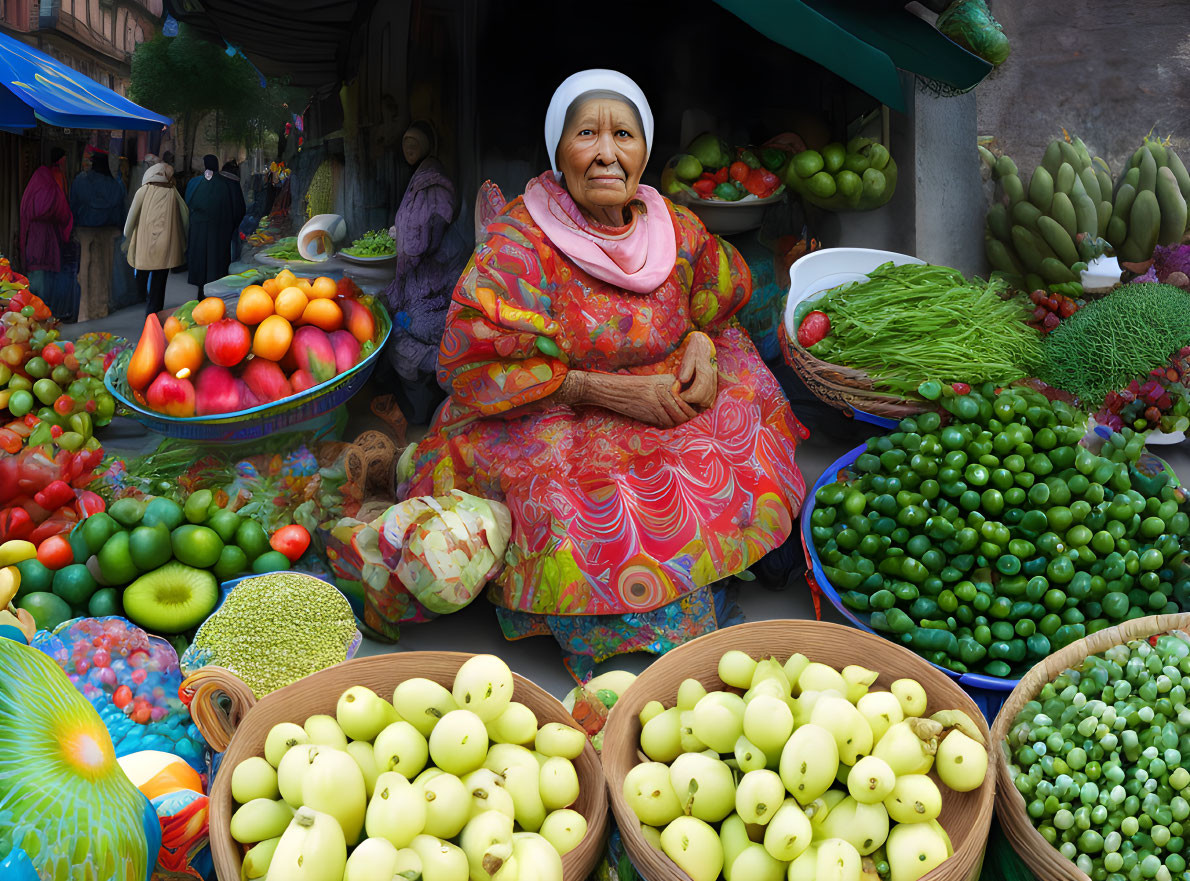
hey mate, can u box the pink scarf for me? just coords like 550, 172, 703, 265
522, 172, 676, 294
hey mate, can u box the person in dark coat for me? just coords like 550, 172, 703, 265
185, 154, 234, 295
220, 160, 247, 264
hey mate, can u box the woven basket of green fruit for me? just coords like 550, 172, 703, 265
194, 651, 608, 881
993, 614, 1190, 881
602, 620, 996, 881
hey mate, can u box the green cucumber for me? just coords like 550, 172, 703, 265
1105, 216, 1128, 249
1112, 183, 1137, 224
1055, 163, 1076, 195
1120, 189, 1161, 263
1049, 192, 1078, 238
978, 145, 996, 170
986, 203, 1013, 243
1058, 140, 1083, 171
986, 237, 1025, 276
1071, 137, 1093, 169
993, 155, 1017, 180
1146, 139, 1169, 168
1072, 192, 1099, 237
1155, 166, 1188, 245
1078, 167, 1101, 203
1040, 257, 1077, 284
1097, 200, 1113, 238
1128, 145, 1147, 169
1167, 149, 1190, 202
1000, 172, 1026, 205
1040, 141, 1063, 177
1029, 166, 1055, 213
1011, 200, 1043, 232
1095, 169, 1114, 203
1011, 224, 1052, 274
1138, 149, 1158, 193
1037, 215, 1080, 267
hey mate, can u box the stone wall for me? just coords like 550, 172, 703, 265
977, 0, 1190, 175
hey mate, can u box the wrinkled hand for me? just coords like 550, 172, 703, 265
677, 332, 718, 410
560, 371, 698, 429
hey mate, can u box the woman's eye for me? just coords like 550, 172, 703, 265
616, 130, 631, 138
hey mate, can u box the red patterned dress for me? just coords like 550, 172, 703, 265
404, 190, 808, 668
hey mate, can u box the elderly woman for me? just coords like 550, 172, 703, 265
402, 70, 807, 676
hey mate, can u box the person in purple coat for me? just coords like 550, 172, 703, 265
382, 120, 468, 424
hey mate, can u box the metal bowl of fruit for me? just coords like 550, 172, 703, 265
104, 298, 391, 443
673, 189, 786, 236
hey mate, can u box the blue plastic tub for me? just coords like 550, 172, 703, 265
802, 443, 1018, 721
105, 298, 391, 443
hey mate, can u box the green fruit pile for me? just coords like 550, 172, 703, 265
982, 134, 1190, 291
783, 137, 897, 212
15, 491, 290, 635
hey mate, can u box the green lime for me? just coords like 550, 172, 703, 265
87, 587, 122, 617
7, 375, 31, 392
821, 142, 846, 174
836, 169, 863, 202
17, 592, 73, 632
97, 531, 139, 585
142, 497, 185, 531
7, 389, 33, 417
32, 378, 61, 406
69, 527, 90, 564
213, 544, 250, 582
207, 508, 243, 545
81, 512, 121, 554
234, 519, 271, 561
791, 149, 824, 179
184, 490, 214, 524
171, 524, 224, 569
52, 563, 98, 606
24, 356, 49, 379
251, 550, 290, 574
130, 523, 173, 571
842, 152, 870, 175
14, 557, 53, 598
807, 171, 838, 199
109, 498, 146, 528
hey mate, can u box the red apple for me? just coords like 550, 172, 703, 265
203, 318, 252, 368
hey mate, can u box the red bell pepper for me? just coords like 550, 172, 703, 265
34, 479, 76, 512
0, 507, 33, 540
75, 490, 105, 517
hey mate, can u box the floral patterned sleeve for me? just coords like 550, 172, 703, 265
436, 212, 568, 417
675, 204, 753, 332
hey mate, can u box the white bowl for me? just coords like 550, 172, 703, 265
674, 190, 785, 235
783, 247, 925, 341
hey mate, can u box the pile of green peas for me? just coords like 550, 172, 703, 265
1007, 635, 1190, 881
810, 382, 1190, 678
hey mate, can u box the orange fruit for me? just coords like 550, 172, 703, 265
275, 269, 297, 287
163, 329, 204, 379
191, 297, 225, 326
295, 278, 314, 297
162, 314, 184, 342
252, 314, 293, 362
300, 297, 343, 331
261, 277, 281, 297
236, 286, 274, 325
274, 287, 309, 322
310, 276, 338, 300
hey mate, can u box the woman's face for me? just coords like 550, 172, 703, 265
556, 98, 647, 218
403, 129, 430, 166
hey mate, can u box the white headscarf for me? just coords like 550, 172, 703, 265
544, 69, 654, 178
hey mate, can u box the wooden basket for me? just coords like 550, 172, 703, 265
991, 613, 1190, 881
187, 654, 609, 881
601, 620, 995, 881
778, 322, 936, 422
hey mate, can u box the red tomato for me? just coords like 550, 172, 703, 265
729, 161, 751, 183
270, 524, 311, 562
712, 167, 729, 185
692, 179, 716, 197
797, 310, 832, 348
36, 534, 74, 570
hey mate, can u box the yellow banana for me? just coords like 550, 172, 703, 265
0, 541, 36, 568
0, 566, 20, 608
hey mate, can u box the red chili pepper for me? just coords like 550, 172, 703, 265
34, 479, 76, 511
0, 507, 33, 540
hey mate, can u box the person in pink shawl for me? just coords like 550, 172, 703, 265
19, 150, 76, 319
401, 70, 808, 676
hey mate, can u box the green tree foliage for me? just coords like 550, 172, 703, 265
130, 24, 302, 169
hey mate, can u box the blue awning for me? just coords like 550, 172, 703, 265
0, 30, 172, 131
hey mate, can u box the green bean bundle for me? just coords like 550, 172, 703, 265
808, 262, 1042, 395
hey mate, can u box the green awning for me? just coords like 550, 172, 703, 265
712, 0, 992, 112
